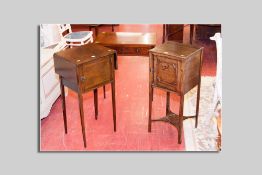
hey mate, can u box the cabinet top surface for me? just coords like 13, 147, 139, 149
150, 41, 203, 59
95, 32, 157, 46
53, 43, 115, 65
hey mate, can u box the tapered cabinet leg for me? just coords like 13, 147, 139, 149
190, 24, 195, 44
95, 26, 98, 37
93, 89, 98, 120
103, 85, 106, 98
166, 92, 170, 115
78, 93, 87, 148
111, 81, 116, 132
195, 83, 201, 128
162, 24, 166, 43
148, 53, 153, 132
59, 76, 67, 134
152, 88, 154, 101
178, 94, 184, 144
148, 85, 153, 132
114, 53, 118, 70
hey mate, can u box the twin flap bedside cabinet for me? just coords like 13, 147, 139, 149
148, 41, 204, 144
53, 43, 117, 147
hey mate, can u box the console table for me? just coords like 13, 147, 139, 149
95, 32, 157, 97
53, 43, 117, 147
148, 41, 203, 144
95, 32, 157, 58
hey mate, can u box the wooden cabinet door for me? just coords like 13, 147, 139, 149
80, 56, 113, 92
154, 55, 179, 92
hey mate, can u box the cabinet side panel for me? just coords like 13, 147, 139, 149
183, 51, 201, 94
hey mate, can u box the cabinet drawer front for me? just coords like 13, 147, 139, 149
154, 56, 178, 91
80, 57, 113, 92
111, 47, 150, 56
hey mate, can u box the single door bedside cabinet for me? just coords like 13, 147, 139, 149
148, 41, 203, 144
53, 43, 117, 148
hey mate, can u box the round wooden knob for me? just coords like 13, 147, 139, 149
80, 76, 86, 81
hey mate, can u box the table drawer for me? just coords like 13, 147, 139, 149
80, 57, 113, 92
154, 56, 179, 91
112, 46, 150, 56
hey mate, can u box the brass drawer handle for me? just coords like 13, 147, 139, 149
80, 76, 86, 81
157, 76, 161, 82
136, 48, 140, 53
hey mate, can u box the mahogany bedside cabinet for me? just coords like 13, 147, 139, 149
53, 43, 117, 147
148, 41, 203, 144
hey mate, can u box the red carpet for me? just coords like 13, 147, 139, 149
40, 24, 216, 151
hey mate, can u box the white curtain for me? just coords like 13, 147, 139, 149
40, 24, 61, 48
210, 33, 222, 112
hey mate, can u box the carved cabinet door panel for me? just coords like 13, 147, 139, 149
154, 55, 179, 92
